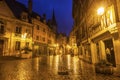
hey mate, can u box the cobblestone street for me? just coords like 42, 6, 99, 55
0, 55, 120, 80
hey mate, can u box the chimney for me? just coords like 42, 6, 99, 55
28, 0, 32, 14
28, 0, 32, 23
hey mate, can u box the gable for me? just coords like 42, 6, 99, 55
0, 1, 15, 18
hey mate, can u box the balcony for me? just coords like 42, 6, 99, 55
14, 33, 21, 37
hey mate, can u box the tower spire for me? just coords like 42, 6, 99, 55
51, 9, 57, 33
52, 9, 57, 25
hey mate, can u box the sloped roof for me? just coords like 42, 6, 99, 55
5, 0, 28, 19
5, 0, 42, 20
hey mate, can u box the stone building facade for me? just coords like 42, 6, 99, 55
72, 0, 120, 74
0, 0, 56, 57
0, 0, 33, 56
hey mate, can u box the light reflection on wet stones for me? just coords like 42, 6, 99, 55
0, 55, 120, 80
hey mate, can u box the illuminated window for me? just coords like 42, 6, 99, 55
15, 41, 20, 50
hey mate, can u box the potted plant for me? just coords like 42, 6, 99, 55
95, 60, 113, 74
20, 47, 32, 58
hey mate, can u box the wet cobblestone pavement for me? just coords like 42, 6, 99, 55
0, 55, 120, 80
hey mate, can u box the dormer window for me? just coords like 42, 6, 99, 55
23, 15, 27, 20
36, 16, 40, 20
21, 12, 28, 21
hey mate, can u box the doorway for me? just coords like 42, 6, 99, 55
104, 39, 116, 66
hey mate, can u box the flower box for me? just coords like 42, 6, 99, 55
20, 52, 32, 59
95, 60, 114, 74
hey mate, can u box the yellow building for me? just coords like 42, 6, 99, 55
0, 0, 33, 56
0, 0, 57, 57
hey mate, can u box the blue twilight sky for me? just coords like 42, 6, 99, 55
17, 0, 74, 36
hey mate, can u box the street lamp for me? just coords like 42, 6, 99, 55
97, 7, 108, 27
21, 33, 27, 39
97, 7, 105, 15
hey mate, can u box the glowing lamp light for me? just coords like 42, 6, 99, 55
21, 33, 27, 39
97, 7, 104, 15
